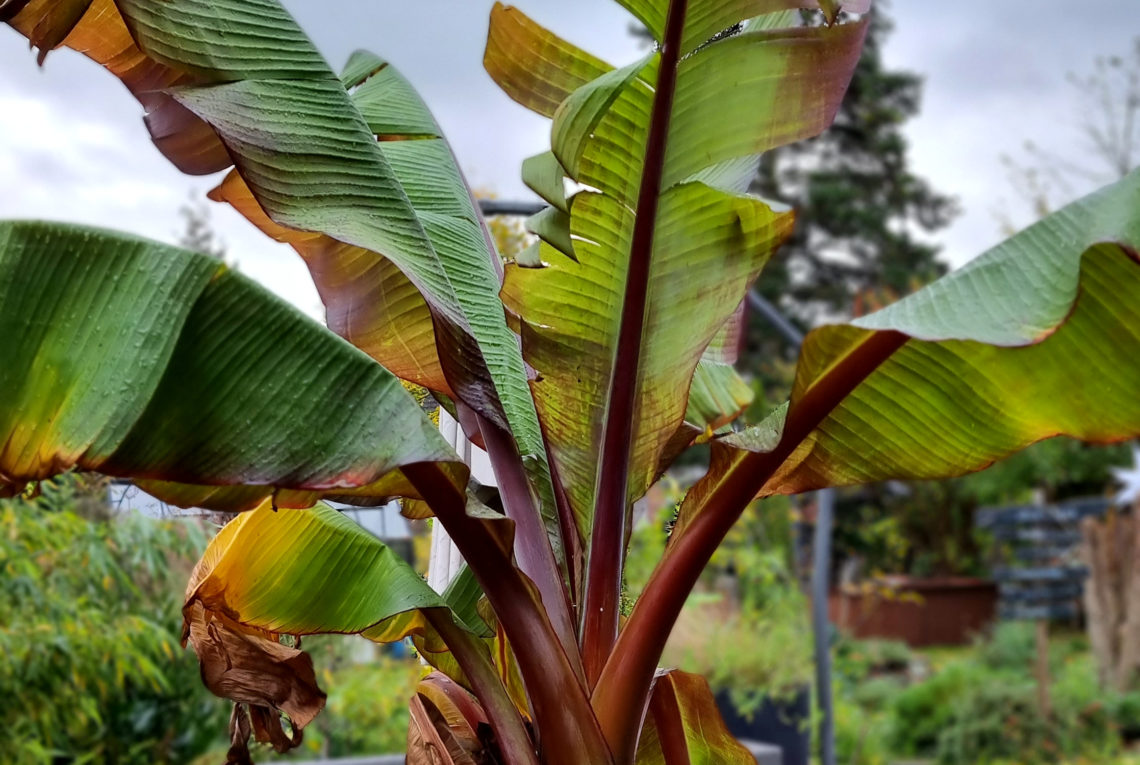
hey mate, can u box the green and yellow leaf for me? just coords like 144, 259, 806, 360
185, 502, 473, 647
484, 2, 613, 119
0, 221, 464, 508
635, 670, 754, 765
206, 171, 451, 396
489, 5, 862, 535
3, 0, 558, 533
183, 502, 493, 758
680, 168, 1140, 533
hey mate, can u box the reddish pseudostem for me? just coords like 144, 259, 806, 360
582, 0, 690, 688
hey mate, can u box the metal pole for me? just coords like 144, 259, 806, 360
811, 487, 837, 765
477, 199, 545, 217
746, 291, 804, 347
747, 290, 837, 765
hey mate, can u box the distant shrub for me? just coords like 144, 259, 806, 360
887, 635, 1122, 765
888, 661, 983, 757
837, 638, 913, 682
300, 652, 423, 758
935, 677, 1051, 764
976, 621, 1038, 671
1, 474, 229, 764
852, 675, 907, 712
833, 687, 891, 765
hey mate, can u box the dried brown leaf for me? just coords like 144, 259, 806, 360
183, 603, 325, 759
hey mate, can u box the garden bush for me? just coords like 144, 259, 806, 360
975, 621, 1038, 671
836, 638, 913, 681
0, 475, 229, 764
884, 627, 1125, 765
888, 660, 983, 758
261, 649, 423, 761
833, 687, 891, 765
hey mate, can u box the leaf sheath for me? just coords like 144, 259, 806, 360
424, 610, 539, 765
403, 463, 613, 765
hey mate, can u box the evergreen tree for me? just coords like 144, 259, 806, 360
177, 192, 227, 260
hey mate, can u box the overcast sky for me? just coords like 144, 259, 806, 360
0, 1, 1133, 318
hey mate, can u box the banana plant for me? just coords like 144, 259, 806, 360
3, 0, 1140, 763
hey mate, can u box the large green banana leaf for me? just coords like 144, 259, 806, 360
483, 3, 613, 119
618, 0, 870, 54
186, 501, 536, 728
678, 167, 1140, 536
2, 0, 554, 516
595, 126, 1140, 765
0, 220, 464, 508
486, 2, 865, 537
686, 302, 753, 432
205, 170, 450, 397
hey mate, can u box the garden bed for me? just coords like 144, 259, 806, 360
830, 576, 998, 647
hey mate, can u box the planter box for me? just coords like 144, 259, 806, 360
828, 576, 997, 647
716, 686, 810, 765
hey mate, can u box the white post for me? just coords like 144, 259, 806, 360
427, 408, 497, 593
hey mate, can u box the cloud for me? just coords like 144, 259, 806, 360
0, 37, 322, 317
884, 0, 1137, 264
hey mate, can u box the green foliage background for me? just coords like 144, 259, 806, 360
1, 474, 428, 764
831, 624, 1140, 765
0, 475, 229, 764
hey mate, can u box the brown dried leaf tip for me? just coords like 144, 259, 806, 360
182, 603, 326, 763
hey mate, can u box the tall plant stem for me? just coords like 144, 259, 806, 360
592, 330, 909, 764
425, 610, 540, 765
405, 463, 613, 765
457, 141, 585, 681
478, 412, 585, 685
582, 0, 690, 687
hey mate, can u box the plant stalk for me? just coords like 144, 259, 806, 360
455, 137, 587, 682
425, 609, 540, 765
582, 0, 690, 687
405, 463, 613, 765
478, 413, 585, 685
591, 330, 909, 763
546, 438, 585, 614
647, 677, 691, 765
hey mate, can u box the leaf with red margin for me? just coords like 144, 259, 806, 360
593, 171, 1140, 765
484, 2, 613, 118
0, 221, 464, 508
490, 5, 862, 539
683, 168, 1140, 525
206, 171, 451, 396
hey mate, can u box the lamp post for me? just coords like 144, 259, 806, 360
747, 290, 838, 765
